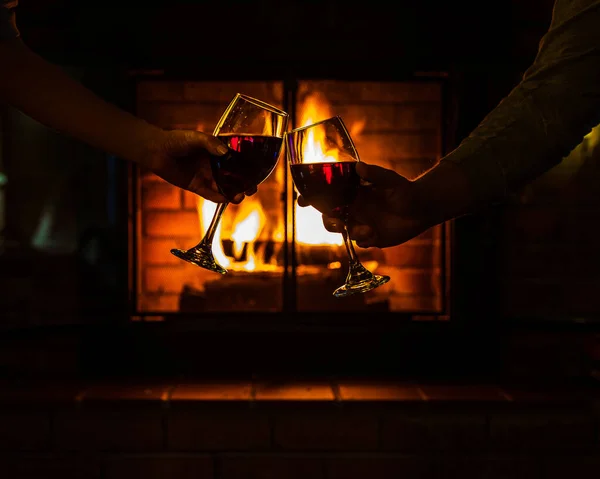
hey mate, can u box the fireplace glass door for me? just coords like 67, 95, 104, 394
131, 79, 449, 317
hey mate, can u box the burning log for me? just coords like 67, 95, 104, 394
219, 239, 382, 269
221, 239, 283, 265
296, 269, 372, 311
295, 244, 385, 266
296, 244, 344, 266
179, 266, 389, 313
179, 272, 283, 312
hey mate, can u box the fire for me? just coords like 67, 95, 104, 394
197, 199, 230, 269
231, 207, 263, 257
299, 92, 338, 165
229, 199, 265, 272
194, 90, 369, 271
196, 196, 275, 272
295, 92, 344, 246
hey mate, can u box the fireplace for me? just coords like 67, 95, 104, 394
129, 78, 451, 319
4, 6, 600, 474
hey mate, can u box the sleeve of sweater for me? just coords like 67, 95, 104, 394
441, 0, 600, 207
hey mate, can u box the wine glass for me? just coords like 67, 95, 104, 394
170, 93, 288, 273
286, 116, 390, 298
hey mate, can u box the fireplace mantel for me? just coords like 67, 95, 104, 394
0, 377, 598, 478
1, 377, 597, 404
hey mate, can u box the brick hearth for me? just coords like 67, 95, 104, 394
0, 379, 598, 478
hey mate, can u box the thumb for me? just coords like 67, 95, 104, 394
356, 162, 401, 187
184, 131, 229, 157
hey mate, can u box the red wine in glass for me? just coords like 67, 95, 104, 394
286, 115, 390, 298
169, 93, 288, 274
289, 161, 359, 218
211, 133, 283, 201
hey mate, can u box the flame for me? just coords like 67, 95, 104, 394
197, 195, 279, 273
295, 93, 345, 246
197, 199, 230, 269
229, 199, 265, 272
231, 208, 262, 257
298, 93, 338, 165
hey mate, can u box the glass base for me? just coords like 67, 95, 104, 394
333, 262, 390, 298
170, 244, 227, 275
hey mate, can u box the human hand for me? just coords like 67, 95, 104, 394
143, 129, 257, 204
298, 162, 435, 248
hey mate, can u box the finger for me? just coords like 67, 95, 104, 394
191, 187, 227, 204
356, 162, 401, 187
297, 195, 310, 207
322, 216, 344, 233
347, 200, 383, 228
356, 236, 379, 248
244, 187, 258, 196
348, 224, 376, 242
231, 193, 245, 204
186, 131, 229, 157
188, 170, 227, 203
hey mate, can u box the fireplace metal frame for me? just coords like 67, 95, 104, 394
126, 71, 455, 328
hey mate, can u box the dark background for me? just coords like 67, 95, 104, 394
2, 6, 600, 479
4, 0, 598, 380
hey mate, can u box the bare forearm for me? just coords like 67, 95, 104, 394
0, 39, 163, 165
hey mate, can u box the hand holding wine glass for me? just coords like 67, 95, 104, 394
286, 116, 390, 297
170, 93, 288, 274
301, 161, 435, 248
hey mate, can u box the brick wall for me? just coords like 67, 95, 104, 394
498, 126, 600, 319
134, 79, 447, 315
0, 380, 598, 479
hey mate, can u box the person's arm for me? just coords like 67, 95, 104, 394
415, 0, 600, 225
0, 1, 234, 203
0, 37, 164, 167
0, 1, 163, 167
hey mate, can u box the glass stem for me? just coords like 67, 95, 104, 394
341, 221, 374, 285
341, 222, 361, 268
198, 202, 229, 248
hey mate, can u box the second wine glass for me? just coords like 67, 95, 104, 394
170, 93, 288, 273
286, 116, 390, 297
